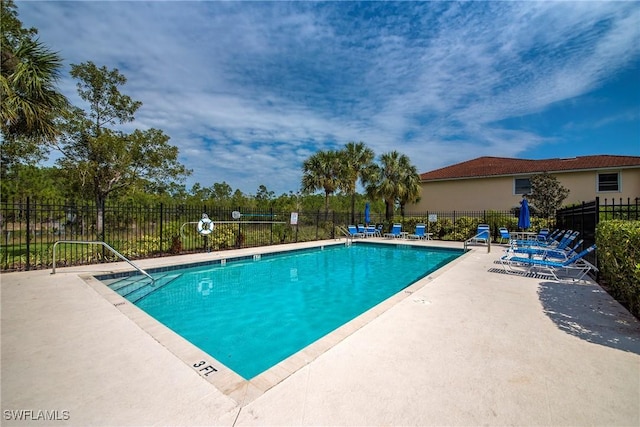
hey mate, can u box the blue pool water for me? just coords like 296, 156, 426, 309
106, 243, 462, 379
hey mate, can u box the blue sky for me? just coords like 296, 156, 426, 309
18, 1, 640, 195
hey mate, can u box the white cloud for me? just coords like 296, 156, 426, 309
18, 1, 640, 195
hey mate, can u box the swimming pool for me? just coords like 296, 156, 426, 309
100, 242, 463, 379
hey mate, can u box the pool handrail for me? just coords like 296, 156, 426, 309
464, 233, 491, 253
52, 240, 154, 282
336, 225, 354, 244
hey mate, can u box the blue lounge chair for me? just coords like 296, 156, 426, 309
408, 224, 427, 240
507, 239, 584, 261
384, 223, 402, 239
347, 225, 365, 238
468, 224, 490, 245
542, 229, 563, 244
498, 227, 511, 244
553, 231, 580, 250
514, 230, 578, 250
500, 244, 597, 281
536, 228, 550, 242
516, 229, 561, 246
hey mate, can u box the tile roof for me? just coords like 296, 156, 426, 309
420, 155, 640, 181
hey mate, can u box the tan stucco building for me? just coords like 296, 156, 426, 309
407, 155, 640, 213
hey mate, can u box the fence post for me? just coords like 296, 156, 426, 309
332, 211, 336, 239
453, 211, 457, 239
159, 203, 164, 254
270, 207, 274, 245
26, 197, 31, 271
100, 199, 106, 262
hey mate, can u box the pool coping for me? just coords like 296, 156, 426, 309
81, 238, 471, 407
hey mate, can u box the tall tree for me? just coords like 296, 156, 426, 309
210, 181, 233, 207
301, 149, 341, 219
0, 164, 66, 201
367, 151, 420, 220
397, 155, 421, 216
338, 141, 375, 224
56, 62, 190, 233
189, 183, 213, 201
0, 0, 68, 167
527, 172, 570, 219
255, 185, 275, 210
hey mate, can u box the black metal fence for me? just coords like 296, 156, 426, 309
555, 197, 640, 272
0, 198, 358, 271
599, 197, 640, 221
402, 208, 553, 242
2, 196, 635, 272
2, 197, 542, 272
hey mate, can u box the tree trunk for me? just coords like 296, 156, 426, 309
385, 200, 393, 220
350, 193, 356, 224
95, 194, 105, 237
324, 192, 329, 222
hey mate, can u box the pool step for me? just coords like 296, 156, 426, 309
108, 273, 182, 303
108, 275, 149, 292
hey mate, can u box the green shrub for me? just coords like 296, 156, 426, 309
209, 224, 237, 249
161, 222, 183, 254
119, 235, 161, 258
432, 218, 452, 240
596, 220, 640, 318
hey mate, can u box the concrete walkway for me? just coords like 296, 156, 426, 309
2, 240, 639, 426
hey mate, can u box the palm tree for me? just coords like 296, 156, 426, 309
1, 0, 68, 164
397, 155, 421, 216
1, 1, 67, 141
338, 141, 375, 224
367, 151, 421, 220
301, 150, 342, 219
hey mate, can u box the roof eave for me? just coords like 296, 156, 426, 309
420, 164, 640, 182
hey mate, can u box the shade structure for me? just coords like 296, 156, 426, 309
518, 198, 531, 230
364, 202, 371, 225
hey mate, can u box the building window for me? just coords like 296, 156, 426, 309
514, 178, 531, 195
598, 173, 620, 192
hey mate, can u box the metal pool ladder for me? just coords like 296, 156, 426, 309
51, 240, 154, 282
336, 225, 353, 245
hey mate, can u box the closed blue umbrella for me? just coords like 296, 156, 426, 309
364, 202, 371, 225
518, 197, 531, 230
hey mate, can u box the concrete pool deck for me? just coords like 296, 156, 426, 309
1, 239, 639, 426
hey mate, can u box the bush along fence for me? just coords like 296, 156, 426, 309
556, 197, 640, 318
595, 220, 640, 319
1, 198, 547, 272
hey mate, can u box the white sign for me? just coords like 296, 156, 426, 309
428, 214, 438, 222
290, 212, 299, 225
